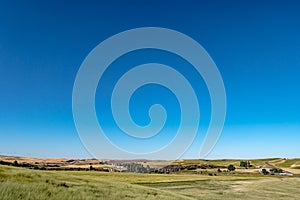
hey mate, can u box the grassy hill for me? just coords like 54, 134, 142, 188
1, 162, 300, 200
173, 158, 281, 166
0, 165, 187, 200
269, 158, 300, 168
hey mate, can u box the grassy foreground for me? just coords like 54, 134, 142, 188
1, 165, 300, 200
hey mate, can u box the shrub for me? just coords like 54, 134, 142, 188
261, 168, 269, 175
227, 164, 236, 172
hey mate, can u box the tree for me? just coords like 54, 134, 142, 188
240, 161, 247, 168
240, 160, 252, 169
261, 168, 269, 175
228, 164, 236, 172
13, 160, 19, 167
272, 168, 283, 173
89, 163, 94, 170
247, 161, 252, 167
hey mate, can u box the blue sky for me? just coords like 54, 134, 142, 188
0, 0, 299, 159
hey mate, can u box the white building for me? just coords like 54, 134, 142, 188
279, 172, 294, 176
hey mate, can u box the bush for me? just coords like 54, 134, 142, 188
240, 161, 252, 168
271, 168, 283, 173
12, 161, 19, 167
227, 164, 236, 172
261, 168, 269, 175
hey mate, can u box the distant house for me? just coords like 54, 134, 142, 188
115, 165, 128, 172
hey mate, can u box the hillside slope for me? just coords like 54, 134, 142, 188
1, 164, 300, 199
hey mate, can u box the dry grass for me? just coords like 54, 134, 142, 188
0, 165, 188, 200
1, 160, 300, 200
142, 177, 300, 199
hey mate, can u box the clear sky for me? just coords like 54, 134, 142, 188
0, 0, 299, 159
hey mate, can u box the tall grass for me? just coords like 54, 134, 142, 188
0, 165, 188, 200
1, 164, 300, 199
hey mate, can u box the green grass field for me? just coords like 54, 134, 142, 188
1, 164, 300, 199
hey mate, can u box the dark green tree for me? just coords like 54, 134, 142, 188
240, 161, 246, 168
13, 160, 19, 167
240, 160, 251, 169
228, 164, 236, 172
272, 168, 283, 173
261, 168, 269, 175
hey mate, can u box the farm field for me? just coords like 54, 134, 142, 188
1, 162, 300, 200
